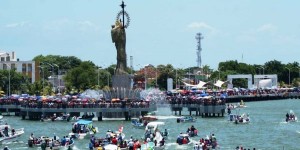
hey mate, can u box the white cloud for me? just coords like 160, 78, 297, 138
5, 21, 29, 28
78, 20, 100, 31
43, 19, 99, 32
186, 22, 218, 37
187, 22, 215, 31
257, 23, 277, 33
43, 19, 70, 31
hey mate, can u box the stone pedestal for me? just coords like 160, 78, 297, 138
112, 74, 133, 89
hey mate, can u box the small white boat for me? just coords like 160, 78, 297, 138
70, 120, 98, 140
176, 133, 192, 145
236, 100, 246, 108
286, 110, 298, 122
0, 115, 3, 120
142, 115, 158, 121
0, 125, 24, 142
177, 116, 196, 123
228, 113, 250, 124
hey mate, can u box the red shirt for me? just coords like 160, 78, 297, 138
112, 138, 118, 145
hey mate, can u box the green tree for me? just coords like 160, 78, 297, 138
157, 64, 175, 90
64, 61, 97, 93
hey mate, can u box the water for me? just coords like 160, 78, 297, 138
1, 99, 300, 150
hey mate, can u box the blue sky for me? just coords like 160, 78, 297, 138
0, 0, 299, 70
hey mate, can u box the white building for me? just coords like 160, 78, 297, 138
0, 51, 39, 83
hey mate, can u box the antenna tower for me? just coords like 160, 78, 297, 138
195, 33, 204, 68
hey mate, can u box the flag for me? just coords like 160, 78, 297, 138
118, 125, 123, 133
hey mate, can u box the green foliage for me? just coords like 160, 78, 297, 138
64, 61, 97, 92
157, 64, 175, 90
0, 69, 30, 95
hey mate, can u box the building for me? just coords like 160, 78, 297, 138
0, 51, 39, 83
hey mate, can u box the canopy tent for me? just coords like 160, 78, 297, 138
214, 80, 225, 88
182, 80, 207, 88
258, 79, 272, 89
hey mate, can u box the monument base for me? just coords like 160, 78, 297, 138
112, 74, 133, 89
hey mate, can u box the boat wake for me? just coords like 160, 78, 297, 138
156, 116, 179, 120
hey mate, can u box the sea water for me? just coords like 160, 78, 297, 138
1, 99, 300, 150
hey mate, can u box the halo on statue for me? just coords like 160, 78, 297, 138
116, 10, 130, 28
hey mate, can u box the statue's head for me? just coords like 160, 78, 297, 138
115, 20, 122, 29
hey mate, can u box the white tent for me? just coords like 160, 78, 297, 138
183, 81, 207, 88
214, 80, 225, 88
258, 79, 272, 88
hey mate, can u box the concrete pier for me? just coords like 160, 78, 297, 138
0, 104, 157, 121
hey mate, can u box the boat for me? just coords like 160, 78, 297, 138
145, 122, 168, 141
70, 120, 98, 139
131, 119, 145, 128
0, 125, 24, 143
198, 134, 219, 149
29, 135, 75, 150
237, 100, 246, 108
142, 115, 158, 121
141, 141, 165, 150
176, 133, 191, 145
78, 113, 95, 121
0, 115, 3, 120
106, 130, 125, 140
286, 110, 298, 122
177, 116, 196, 123
228, 113, 250, 124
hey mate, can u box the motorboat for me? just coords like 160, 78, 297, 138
29, 136, 75, 150
70, 120, 98, 139
106, 130, 125, 140
142, 115, 158, 121
78, 113, 95, 121
145, 122, 168, 141
131, 119, 145, 128
228, 113, 250, 124
176, 133, 191, 145
236, 100, 246, 108
177, 116, 196, 123
286, 110, 298, 122
0, 125, 24, 143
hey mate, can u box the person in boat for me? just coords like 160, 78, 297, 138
112, 136, 118, 145
61, 136, 66, 146
186, 127, 191, 134
4, 126, 9, 137
182, 137, 188, 144
211, 134, 217, 148
190, 125, 196, 136
286, 113, 289, 120
145, 129, 151, 139
163, 129, 168, 137
194, 143, 200, 150
29, 133, 35, 142
160, 138, 165, 146
89, 142, 93, 150
227, 107, 231, 115
128, 139, 134, 150
117, 133, 123, 143
90, 135, 95, 146
11, 128, 15, 136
